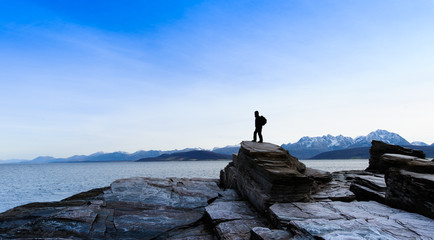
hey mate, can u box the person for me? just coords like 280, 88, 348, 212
252, 111, 265, 143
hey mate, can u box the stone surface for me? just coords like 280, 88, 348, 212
220, 141, 325, 212
350, 174, 386, 203
250, 227, 292, 240
0, 177, 222, 239
205, 201, 266, 239
382, 153, 434, 173
269, 201, 434, 239
367, 140, 426, 173
311, 171, 358, 202
385, 168, 434, 219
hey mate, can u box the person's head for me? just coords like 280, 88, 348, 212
254, 111, 259, 117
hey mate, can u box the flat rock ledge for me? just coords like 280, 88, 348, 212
1, 141, 433, 239
0, 177, 227, 239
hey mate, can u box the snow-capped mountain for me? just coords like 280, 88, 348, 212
411, 141, 428, 146
282, 129, 411, 159
352, 129, 409, 147
283, 135, 354, 150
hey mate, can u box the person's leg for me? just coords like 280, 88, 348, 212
258, 127, 263, 143
253, 129, 257, 142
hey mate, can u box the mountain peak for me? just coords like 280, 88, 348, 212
354, 129, 409, 147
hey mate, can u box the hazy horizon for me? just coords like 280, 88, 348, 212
1, 1, 434, 159
1, 129, 432, 161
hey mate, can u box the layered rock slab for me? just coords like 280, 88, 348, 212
367, 140, 426, 173
381, 153, 434, 173
0, 177, 224, 239
220, 141, 330, 212
386, 168, 434, 219
269, 201, 434, 239
350, 174, 386, 203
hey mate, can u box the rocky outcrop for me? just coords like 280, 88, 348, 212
354, 141, 434, 219
0, 177, 224, 239
381, 153, 434, 173
385, 168, 434, 219
220, 141, 331, 212
2, 140, 434, 239
367, 140, 426, 173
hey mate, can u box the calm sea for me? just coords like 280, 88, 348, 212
0, 159, 368, 213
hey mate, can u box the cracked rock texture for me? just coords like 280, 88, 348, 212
269, 201, 434, 239
0, 178, 223, 239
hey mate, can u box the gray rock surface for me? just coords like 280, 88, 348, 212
205, 200, 266, 239
312, 171, 357, 202
382, 153, 434, 173
0, 177, 222, 239
269, 201, 434, 239
250, 227, 292, 240
350, 174, 386, 203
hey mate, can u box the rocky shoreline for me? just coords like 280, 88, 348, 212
1, 141, 433, 239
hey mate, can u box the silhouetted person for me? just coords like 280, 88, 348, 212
252, 111, 266, 143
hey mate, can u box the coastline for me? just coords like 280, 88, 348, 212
1, 141, 433, 239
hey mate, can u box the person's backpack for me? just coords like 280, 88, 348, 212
260, 116, 267, 126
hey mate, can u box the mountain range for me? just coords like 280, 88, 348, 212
22, 148, 202, 164
2, 129, 432, 163
281, 129, 433, 159
137, 150, 231, 162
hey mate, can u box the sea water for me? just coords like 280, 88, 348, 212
0, 159, 368, 213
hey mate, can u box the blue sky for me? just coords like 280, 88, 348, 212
1, 0, 433, 160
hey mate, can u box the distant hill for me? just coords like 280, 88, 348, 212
136, 150, 231, 162
25, 149, 199, 164
310, 145, 434, 159
310, 147, 370, 159
212, 145, 240, 155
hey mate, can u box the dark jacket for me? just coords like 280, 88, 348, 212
255, 116, 262, 128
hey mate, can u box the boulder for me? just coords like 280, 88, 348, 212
220, 141, 328, 212
385, 168, 434, 219
366, 140, 425, 173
